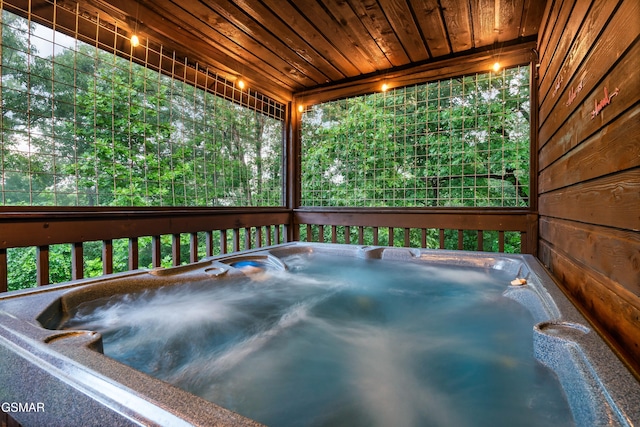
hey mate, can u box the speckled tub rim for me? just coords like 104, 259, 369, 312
0, 242, 638, 426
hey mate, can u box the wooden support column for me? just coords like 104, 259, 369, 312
232, 229, 240, 252
287, 100, 301, 242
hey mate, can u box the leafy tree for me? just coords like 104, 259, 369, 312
1, 13, 283, 290
301, 68, 530, 209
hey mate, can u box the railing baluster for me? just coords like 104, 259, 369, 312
205, 231, 214, 257
102, 240, 113, 275
265, 225, 272, 246
499, 231, 505, 253
275, 224, 281, 245
421, 229, 427, 248
358, 226, 364, 244
152, 235, 162, 268
0, 248, 8, 293
244, 227, 252, 250
344, 226, 350, 244
373, 227, 379, 245
37, 245, 50, 286
388, 227, 394, 246
305, 224, 311, 242
439, 229, 445, 249
404, 228, 410, 247
233, 229, 240, 252
318, 225, 325, 243
477, 230, 484, 251
457, 230, 463, 250
72, 242, 84, 280
256, 226, 263, 248
331, 225, 337, 243
190, 232, 198, 263
172, 234, 181, 266
220, 229, 228, 254
128, 238, 139, 271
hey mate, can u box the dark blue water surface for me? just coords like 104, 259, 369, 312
64, 253, 574, 427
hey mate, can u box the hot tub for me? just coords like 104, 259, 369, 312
0, 243, 638, 426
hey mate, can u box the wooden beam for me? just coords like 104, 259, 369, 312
295, 41, 537, 105
294, 208, 534, 231
0, 207, 290, 249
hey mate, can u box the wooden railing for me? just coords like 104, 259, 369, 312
294, 208, 538, 254
0, 206, 537, 293
0, 207, 291, 292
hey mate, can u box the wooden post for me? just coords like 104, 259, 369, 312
285, 100, 300, 243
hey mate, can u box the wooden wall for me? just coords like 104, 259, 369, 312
536, 0, 640, 370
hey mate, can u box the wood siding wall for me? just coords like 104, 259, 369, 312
537, 0, 640, 369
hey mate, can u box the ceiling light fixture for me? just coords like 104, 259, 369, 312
131, 3, 140, 48
237, 79, 246, 89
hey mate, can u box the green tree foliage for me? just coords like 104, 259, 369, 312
1, 11, 282, 208
301, 69, 530, 208
1, 12, 282, 289
299, 69, 530, 252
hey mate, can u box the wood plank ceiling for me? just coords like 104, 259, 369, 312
31, 0, 548, 102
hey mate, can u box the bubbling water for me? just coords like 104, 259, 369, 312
63, 253, 574, 427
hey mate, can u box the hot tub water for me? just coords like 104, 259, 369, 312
63, 252, 574, 427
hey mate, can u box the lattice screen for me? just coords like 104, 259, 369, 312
0, 2, 284, 207
301, 66, 530, 208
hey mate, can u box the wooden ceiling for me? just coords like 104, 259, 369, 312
19, 0, 548, 102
